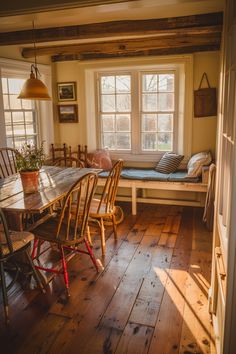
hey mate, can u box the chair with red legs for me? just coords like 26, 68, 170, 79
31, 172, 99, 297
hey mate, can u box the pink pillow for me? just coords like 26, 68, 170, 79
87, 149, 112, 170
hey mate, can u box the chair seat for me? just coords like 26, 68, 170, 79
33, 216, 83, 245
89, 198, 115, 218
0, 230, 34, 256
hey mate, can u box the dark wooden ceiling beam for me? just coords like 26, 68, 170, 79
51, 35, 220, 62
51, 44, 220, 62
21, 25, 222, 58
22, 31, 221, 60
0, 12, 223, 46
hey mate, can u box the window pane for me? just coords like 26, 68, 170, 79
143, 74, 157, 92
157, 93, 174, 111
116, 133, 131, 150
26, 125, 36, 135
116, 94, 131, 112
6, 125, 13, 136
157, 133, 173, 151
26, 136, 37, 146
12, 112, 24, 123
22, 99, 33, 109
142, 133, 157, 151
102, 133, 116, 149
3, 95, 9, 109
2, 78, 8, 94
7, 138, 14, 148
102, 115, 115, 132
142, 114, 157, 131
116, 114, 130, 131
13, 124, 25, 136
101, 95, 115, 112
9, 95, 22, 109
25, 112, 35, 123
142, 94, 158, 111
116, 76, 130, 93
8, 78, 25, 94
157, 114, 173, 132
4, 112, 11, 124
3, 76, 38, 150
101, 76, 115, 94
14, 137, 27, 150
158, 74, 174, 92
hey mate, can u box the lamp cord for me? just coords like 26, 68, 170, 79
32, 20, 40, 78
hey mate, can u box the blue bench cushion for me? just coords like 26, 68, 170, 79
99, 168, 200, 183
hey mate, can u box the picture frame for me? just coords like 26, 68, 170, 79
58, 104, 78, 123
57, 82, 76, 101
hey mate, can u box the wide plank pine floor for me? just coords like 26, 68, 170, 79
0, 203, 215, 354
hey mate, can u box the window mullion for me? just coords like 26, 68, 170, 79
132, 71, 140, 154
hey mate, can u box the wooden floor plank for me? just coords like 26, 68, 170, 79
100, 234, 158, 331
179, 250, 214, 354
158, 232, 177, 248
148, 248, 191, 354
144, 216, 165, 237
0, 203, 215, 354
129, 246, 173, 327
16, 314, 67, 354
148, 206, 193, 354
162, 214, 182, 234
115, 323, 153, 354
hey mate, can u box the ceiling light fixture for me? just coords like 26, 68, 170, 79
18, 21, 51, 100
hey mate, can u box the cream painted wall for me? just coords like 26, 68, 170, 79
0, 45, 50, 65
0, 45, 220, 159
192, 52, 220, 157
53, 52, 220, 160
52, 61, 87, 148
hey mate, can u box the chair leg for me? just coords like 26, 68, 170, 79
100, 218, 106, 256
86, 224, 93, 246
60, 246, 70, 297
0, 261, 9, 324
36, 240, 44, 258
31, 238, 39, 259
112, 214, 117, 240
84, 239, 99, 272
24, 249, 46, 293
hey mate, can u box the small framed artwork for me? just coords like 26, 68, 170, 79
57, 82, 76, 101
58, 104, 78, 123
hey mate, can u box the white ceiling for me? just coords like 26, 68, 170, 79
0, 0, 224, 33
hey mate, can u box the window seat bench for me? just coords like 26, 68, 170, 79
97, 168, 208, 215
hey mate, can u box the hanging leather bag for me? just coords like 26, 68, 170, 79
194, 72, 217, 117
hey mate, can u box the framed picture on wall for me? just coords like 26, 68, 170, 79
57, 82, 76, 101
58, 104, 78, 123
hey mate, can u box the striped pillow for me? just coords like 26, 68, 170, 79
155, 152, 184, 174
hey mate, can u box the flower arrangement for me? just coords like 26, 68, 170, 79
16, 142, 45, 172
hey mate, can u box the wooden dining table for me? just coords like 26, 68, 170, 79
0, 165, 100, 231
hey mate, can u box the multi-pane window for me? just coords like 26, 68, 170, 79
99, 75, 131, 150
98, 71, 176, 154
2, 77, 38, 149
141, 73, 175, 151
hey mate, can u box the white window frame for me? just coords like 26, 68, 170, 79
138, 69, 178, 154
97, 70, 177, 156
2, 76, 39, 149
97, 71, 132, 152
0, 58, 54, 155
85, 55, 193, 163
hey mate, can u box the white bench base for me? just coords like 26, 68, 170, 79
98, 177, 208, 215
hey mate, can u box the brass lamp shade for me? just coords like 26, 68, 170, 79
18, 69, 51, 100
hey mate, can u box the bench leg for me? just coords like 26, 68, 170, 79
131, 184, 137, 215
